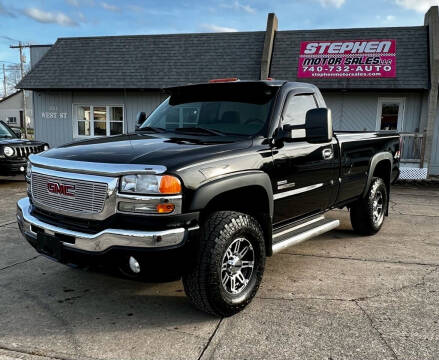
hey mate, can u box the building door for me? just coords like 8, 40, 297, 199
376, 98, 405, 131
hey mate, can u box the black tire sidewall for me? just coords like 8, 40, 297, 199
206, 212, 265, 313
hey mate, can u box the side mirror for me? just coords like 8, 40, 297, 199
305, 108, 333, 143
13, 128, 22, 139
135, 112, 147, 130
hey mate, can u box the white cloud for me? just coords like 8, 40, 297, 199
100, 2, 119, 12
386, 15, 396, 21
319, 0, 346, 8
395, 0, 437, 13
220, 1, 256, 14
201, 24, 238, 32
23, 8, 77, 26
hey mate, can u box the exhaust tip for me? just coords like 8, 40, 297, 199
129, 256, 141, 274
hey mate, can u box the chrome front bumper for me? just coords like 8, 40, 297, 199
17, 197, 195, 253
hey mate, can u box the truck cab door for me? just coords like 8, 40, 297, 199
272, 92, 339, 225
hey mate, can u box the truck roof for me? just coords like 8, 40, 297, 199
165, 79, 318, 93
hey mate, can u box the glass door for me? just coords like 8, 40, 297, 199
376, 98, 405, 131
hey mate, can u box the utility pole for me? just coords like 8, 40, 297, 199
2, 64, 6, 98
10, 41, 31, 138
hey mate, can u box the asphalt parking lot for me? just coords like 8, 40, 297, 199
0, 180, 438, 360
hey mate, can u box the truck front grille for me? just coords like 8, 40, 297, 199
31, 172, 108, 214
14, 145, 45, 158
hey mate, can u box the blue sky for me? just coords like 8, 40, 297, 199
0, 0, 437, 66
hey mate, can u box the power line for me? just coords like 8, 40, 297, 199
9, 42, 31, 138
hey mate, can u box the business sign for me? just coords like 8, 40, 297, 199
297, 39, 396, 78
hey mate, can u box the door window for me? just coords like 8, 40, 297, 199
282, 94, 317, 138
377, 98, 405, 131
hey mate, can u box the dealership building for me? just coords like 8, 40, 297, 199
18, 6, 439, 178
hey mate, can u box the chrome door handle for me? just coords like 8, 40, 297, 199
322, 148, 333, 160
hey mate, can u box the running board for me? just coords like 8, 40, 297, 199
272, 217, 340, 254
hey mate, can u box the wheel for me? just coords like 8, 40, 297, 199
350, 177, 388, 235
182, 211, 265, 317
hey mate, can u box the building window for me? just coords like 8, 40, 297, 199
376, 98, 405, 131
74, 105, 124, 137
7, 117, 17, 125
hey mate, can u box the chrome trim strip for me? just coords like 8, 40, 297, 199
29, 154, 167, 176
116, 193, 183, 215
272, 219, 340, 254
17, 197, 196, 252
273, 183, 324, 200
277, 182, 295, 190
273, 216, 325, 239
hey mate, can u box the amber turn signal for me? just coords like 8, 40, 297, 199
156, 203, 175, 214
159, 175, 181, 194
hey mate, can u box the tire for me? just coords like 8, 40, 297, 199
350, 177, 388, 235
182, 211, 265, 317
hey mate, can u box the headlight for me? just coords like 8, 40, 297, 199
120, 174, 181, 195
43, 145, 49, 151
3, 146, 14, 157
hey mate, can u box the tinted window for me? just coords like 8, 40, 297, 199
141, 87, 276, 136
283, 94, 317, 138
0, 121, 16, 139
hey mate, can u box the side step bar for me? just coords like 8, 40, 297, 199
272, 216, 340, 254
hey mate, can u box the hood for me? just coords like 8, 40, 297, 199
41, 133, 253, 171
0, 138, 47, 146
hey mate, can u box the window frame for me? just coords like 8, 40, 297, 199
375, 97, 405, 132
73, 104, 125, 138
7, 116, 17, 125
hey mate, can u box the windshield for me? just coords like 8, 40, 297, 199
0, 122, 16, 139
140, 86, 276, 136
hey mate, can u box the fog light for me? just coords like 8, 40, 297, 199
20, 166, 25, 172
118, 202, 156, 213
129, 257, 141, 274
156, 203, 175, 214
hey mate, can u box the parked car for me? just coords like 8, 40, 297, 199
16, 79, 400, 316
0, 120, 49, 177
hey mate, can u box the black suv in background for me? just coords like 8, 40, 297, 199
0, 120, 49, 177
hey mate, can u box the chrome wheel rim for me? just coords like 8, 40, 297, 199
372, 190, 384, 225
221, 237, 255, 295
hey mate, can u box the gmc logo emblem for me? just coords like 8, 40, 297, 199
47, 182, 75, 197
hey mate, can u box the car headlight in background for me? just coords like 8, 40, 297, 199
43, 145, 49, 151
120, 174, 181, 195
3, 146, 14, 157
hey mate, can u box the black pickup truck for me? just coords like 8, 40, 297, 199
17, 80, 400, 316
0, 120, 49, 177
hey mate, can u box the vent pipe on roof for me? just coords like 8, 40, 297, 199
260, 13, 278, 80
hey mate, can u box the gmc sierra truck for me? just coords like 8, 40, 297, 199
17, 79, 400, 316
0, 120, 49, 178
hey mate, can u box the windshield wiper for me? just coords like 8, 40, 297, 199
137, 126, 166, 133
174, 127, 227, 136
0, 135, 12, 138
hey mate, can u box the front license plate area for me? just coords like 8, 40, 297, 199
37, 233, 63, 261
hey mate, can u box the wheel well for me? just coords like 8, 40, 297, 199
373, 160, 391, 187
201, 186, 273, 256
372, 159, 391, 215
